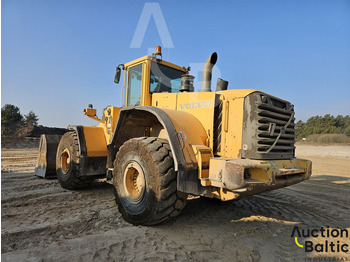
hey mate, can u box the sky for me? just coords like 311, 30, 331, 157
2, 0, 350, 127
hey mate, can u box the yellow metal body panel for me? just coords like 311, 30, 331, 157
98, 106, 121, 144
82, 126, 108, 157
214, 89, 258, 159
83, 108, 104, 124
152, 89, 259, 159
83, 106, 121, 149
215, 89, 259, 98
176, 92, 216, 148
192, 145, 213, 179
151, 93, 177, 109
83, 108, 97, 117
161, 109, 208, 169
141, 61, 151, 106
222, 97, 245, 158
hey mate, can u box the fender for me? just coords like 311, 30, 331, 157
68, 125, 107, 176
107, 106, 209, 195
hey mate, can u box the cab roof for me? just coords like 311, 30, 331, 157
123, 55, 187, 73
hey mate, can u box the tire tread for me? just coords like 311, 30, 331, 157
57, 131, 94, 189
113, 137, 187, 225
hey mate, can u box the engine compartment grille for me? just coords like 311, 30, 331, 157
242, 92, 295, 160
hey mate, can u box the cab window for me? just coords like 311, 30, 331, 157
127, 64, 143, 106
150, 62, 183, 93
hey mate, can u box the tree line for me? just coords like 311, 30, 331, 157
1, 104, 39, 126
295, 114, 350, 141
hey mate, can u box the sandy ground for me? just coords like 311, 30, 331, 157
1, 144, 350, 261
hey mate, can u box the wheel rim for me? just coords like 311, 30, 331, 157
60, 148, 71, 175
123, 161, 146, 204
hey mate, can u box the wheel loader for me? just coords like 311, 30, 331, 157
35, 46, 312, 225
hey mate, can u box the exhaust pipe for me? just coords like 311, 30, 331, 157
201, 52, 218, 92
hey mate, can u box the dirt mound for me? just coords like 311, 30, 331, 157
1, 124, 67, 138
1, 137, 40, 149
1, 124, 68, 149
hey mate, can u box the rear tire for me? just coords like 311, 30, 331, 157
56, 131, 94, 189
113, 137, 188, 225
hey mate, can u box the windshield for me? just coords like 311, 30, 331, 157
150, 62, 184, 93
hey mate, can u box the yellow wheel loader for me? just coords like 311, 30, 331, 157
35, 46, 312, 225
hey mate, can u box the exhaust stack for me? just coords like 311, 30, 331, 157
201, 52, 218, 92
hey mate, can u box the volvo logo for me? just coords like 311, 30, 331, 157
179, 101, 211, 109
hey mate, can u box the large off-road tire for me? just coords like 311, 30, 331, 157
113, 137, 188, 225
56, 131, 94, 189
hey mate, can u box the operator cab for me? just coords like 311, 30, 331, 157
114, 46, 187, 107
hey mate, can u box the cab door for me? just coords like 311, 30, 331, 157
126, 63, 143, 106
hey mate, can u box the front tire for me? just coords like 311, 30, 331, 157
56, 131, 94, 189
113, 137, 187, 225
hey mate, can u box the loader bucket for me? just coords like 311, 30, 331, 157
34, 134, 63, 179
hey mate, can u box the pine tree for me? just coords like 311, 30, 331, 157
1, 104, 23, 124
24, 110, 39, 126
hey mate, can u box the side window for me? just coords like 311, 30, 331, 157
127, 64, 143, 106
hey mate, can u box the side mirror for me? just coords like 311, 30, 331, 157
114, 67, 121, 84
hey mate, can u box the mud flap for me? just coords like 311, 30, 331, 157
34, 134, 63, 179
